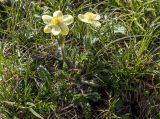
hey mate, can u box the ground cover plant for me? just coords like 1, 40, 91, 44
0, 0, 160, 118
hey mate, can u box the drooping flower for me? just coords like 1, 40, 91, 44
42, 11, 74, 36
78, 12, 101, 27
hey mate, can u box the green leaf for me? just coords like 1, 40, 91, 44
29, 108, 44, 119
13, 116, 19, 119
114, 24, 126, 34
3, 101, 16, 106
37, 65, 52, 81
26, 102, 36, 107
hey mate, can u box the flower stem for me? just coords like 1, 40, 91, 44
60, 41, 65, 63
58, 36, 68, 66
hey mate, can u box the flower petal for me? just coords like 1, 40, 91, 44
95, 14, 100, 20
78, 14, 89, 23
44, 25, 52, 33
53, 11, 63, 17
85, 12, 94, 16
63, 15, 74, 25
42, 15, 52, 24
59, 23, 69, 35
91, 21, 101, 27
52, 26, 61, 35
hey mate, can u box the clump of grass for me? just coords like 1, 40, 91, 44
0, 0, 160, 119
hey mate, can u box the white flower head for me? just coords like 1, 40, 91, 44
42, 10, 74, 36
78, 12, 101, 27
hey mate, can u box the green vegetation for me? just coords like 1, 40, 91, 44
0, 0, 160, 118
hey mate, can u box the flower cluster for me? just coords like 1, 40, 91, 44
42, 10, 101, 36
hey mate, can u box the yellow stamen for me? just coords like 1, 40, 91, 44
51, 16, 62, 25
85, 13, 95, 21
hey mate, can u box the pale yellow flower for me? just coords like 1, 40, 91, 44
42, 11, 74, 36
0, 0, 5, 3
78, 12, 101, 27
